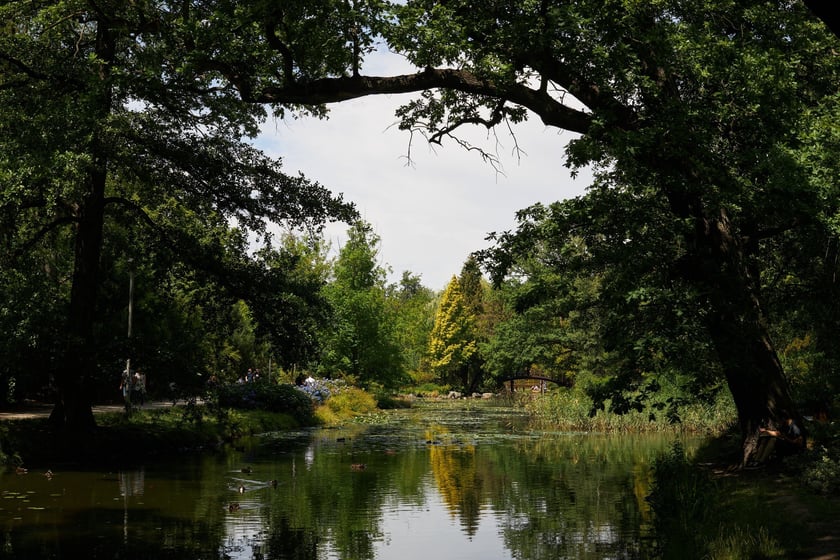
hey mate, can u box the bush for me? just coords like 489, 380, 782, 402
315, 387, 377, 425
212, 383, 314, 422
375, 393, 413, 409
525, 386, 736, 434
785, 444, 840, 496
296, 378, 347, 404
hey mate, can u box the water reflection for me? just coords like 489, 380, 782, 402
0, 402, 691, 559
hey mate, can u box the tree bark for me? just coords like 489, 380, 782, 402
49, 167, 105, 431
49, 20, 115, 431
673, 200, 805, 465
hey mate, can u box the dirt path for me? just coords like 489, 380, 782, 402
710, 465, 840, 560
0, 400, 180, 421
768, 478, 840, 560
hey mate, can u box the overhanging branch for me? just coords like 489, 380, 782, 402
248, 68, 594, 135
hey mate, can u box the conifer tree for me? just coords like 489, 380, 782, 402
428, 276, 480, 393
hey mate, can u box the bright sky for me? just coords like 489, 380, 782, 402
257, 53, 591, 291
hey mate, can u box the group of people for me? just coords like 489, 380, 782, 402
120, 368, 147, 407
236, 368, 262, 384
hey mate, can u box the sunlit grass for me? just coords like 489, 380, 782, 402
315, 387, 378, 426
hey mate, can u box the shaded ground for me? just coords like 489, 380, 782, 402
1, 399, 218, 468
767, 476, 839, 560
0, 399, 184, 421
708, 464, 840, 560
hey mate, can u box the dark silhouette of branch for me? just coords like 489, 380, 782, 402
248, 68, 594, 134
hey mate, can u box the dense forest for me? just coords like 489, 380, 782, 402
2, 1, 840, 465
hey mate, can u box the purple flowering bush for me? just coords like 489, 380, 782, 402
212, 382, 314, 421
296, 378, 346, 404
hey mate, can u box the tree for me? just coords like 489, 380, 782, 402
387, 270, 436, 378
480, 196, 726, 416
183, 0, 840, 461
320, 221, 405, 388
0, 1, 356, 430
428, 275, 480, 393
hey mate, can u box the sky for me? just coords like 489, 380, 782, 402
257, 53, 592, 291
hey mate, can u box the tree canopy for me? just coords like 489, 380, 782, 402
0, 0, 356, 428
175, 0, 840, 461
3, 0, 840, 465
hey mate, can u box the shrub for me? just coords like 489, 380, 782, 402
375, 393, 413, 409
212, 383, 314, 422
296, 378, 347, 404
781, 421, 840, 496
315, 387, 377, 425
786, 445, 840, 496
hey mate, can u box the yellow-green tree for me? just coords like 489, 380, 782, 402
428, 276, 481, 393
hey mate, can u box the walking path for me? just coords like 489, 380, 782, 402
0, 400, 180, 421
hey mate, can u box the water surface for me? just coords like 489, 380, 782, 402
0, 401, 689, 559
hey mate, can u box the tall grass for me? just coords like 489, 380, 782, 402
525, 387, 736, 434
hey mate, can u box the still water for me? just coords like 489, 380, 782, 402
1, 401, 691, 559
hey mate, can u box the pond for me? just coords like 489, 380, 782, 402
0, 401, 695, 559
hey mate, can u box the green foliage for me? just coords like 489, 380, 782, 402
374, 392, 413, 410
319, 221, 406, 388
526, 386, 735, 434
648, 442, 716, 548
387, 271, 436, 377
799, 451, 840, 496
0, 0, 356, 423
783, 422, 840, 496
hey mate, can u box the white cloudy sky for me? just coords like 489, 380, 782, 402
257, 53, 592, 291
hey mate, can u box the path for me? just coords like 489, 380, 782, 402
0, 400, 182, 421
710, 465, 840, 560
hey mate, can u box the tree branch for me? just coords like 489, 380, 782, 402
104, 196, 170, 241
264, 20, 296, 85
249, 68, 594, 135
9, 216, 78, 260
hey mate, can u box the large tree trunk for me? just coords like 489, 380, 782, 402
679, 202, 805, 464
49, 21, 115, 431
49, 166, 106, 431
705, 292, 804, 466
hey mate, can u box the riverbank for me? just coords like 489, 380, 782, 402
648, 432, 840, 560
4, 397, 839, 559
0, 402, 306, 468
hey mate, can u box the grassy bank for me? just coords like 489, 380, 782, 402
523, 386, 737, 434
0, 383, 402, 468
647, 427, 840, 559
0, 404, 307, 468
